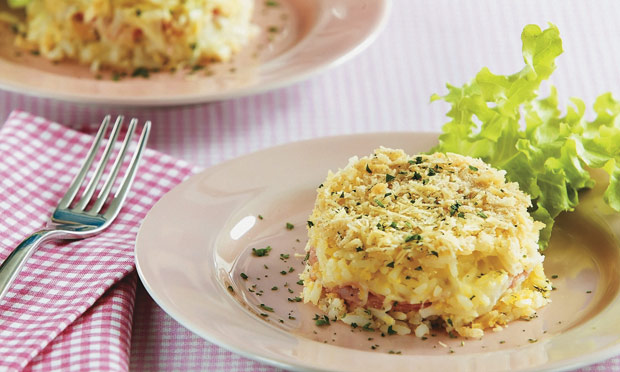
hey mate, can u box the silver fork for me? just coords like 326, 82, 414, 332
0, 115, 151, 303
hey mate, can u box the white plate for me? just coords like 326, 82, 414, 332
135, 132, 620, 372
0, 0, 390, 106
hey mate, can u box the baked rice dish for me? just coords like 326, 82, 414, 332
300, 147, 552, 338
10, 0, 257, 71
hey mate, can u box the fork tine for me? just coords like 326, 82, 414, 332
73, 116, 124, 211
103, 121, 151, 220
87, 118, 138, 215
57, 115, 111, 210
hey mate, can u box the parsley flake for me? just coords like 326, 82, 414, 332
252, 246, 272, 257
314, 314, 330, 326
405, 234, 422, 242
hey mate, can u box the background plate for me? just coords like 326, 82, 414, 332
0, 0, 390, 106
136, 132, 620, 372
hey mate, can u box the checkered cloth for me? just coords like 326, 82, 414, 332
0, 111, 195, 372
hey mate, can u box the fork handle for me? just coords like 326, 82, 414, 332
0, 229, 61, 304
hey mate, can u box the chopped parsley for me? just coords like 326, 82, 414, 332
258, 214, 264, 220
362, 323, 375, 332
132, 67, 150, 78
405, 234, 422, 242
387, 325, 397, 335
386, 261, 395, 268
449, 202, 461, 216
415, 156, 423, 164
386, 174, 395, 182
265, 0, 279, 6
307, 220, 314, 228
414, 266, 423, 271
240, 273, 248, 280
366, 164, 372, 173
280, 253, 290, 260
252, 246, 272, 257
468, 165, 479, 171
356, 247, 363, 252
296, 280, 304, 285
412, 171, 422, 180
288, 297, 302, 302
427, 168, 437, 176
430, 250, 439, 257
260, 304, 274, 312
285, 222, 294, 230
375, 199, 386, 208
313, 314, 330, 326
477, 211, 488, 219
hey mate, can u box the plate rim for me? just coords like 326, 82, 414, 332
0, 0, 392, 107
135, 131, 620, 372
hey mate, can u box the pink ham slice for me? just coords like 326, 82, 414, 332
329, 286, 428, 312
308, 246, 428, 312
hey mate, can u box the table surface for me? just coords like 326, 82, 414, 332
2, 1, 620, 371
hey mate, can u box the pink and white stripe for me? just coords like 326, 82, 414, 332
0, 112, 194, 371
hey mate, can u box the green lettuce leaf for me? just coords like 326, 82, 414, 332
7, 0, 30, 8
431, 23, 620, 250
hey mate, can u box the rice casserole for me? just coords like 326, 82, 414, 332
300, 147, 552, 338
10, 0, 258, 71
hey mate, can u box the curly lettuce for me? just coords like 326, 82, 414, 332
431, 24, 620, 250
7, 0, 29, 8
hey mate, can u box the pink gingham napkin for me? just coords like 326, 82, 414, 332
0, 111, 196, 372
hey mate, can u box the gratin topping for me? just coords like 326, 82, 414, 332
301, 147, 551, 338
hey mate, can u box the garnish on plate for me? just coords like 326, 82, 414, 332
431, 23, 620, 250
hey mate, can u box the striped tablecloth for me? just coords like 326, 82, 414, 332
1, 1, 620, 370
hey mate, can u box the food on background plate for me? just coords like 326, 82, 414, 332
300, 148, 551, 338
2, 0, 258, 72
